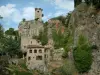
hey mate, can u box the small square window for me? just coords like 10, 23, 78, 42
36, 56, 42, 60
29, 50, 32, 53
24, 46, 26, 48
34, 49, 37, 53
44, 54, 48, 58
44, 54, 46, 58
28, 57, 31, 60
39, 49, 42, 53
44, 49, 48, 53
31, 41, 32, 44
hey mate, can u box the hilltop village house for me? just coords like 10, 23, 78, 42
18, 8, 64, 70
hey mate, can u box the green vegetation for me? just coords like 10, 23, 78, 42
0, 56, 10, 75
22, 18, 26, 22
3, 36, 22, 58
0, 15, 3, 19
74, 0, 100, 9
37, 22, 48, 45
74, 0, 82, 7
73, 34, 92, 73
65, 13, 71, 27
0, 24, 5, 52
5, 28, 19, 36
52, 27, 73, 57
51, 16, 66, 25
0, 24, 22, 58
59, 59, 75, 75
5, 28, 19, 41
51, 59, 76, 75
8, 63, 33, 75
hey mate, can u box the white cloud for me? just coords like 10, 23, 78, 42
0, 4, 35, 29
0, 4, 35, 22
46, 0, 74, 11
22, 7, 35, 20
55, 0, 74, 10
0, 4, 16, 18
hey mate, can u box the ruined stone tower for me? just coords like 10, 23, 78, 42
35, 8, 43, 21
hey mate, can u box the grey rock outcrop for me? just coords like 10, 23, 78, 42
69, 3, 100, 75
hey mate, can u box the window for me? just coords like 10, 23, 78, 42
42, 14, 44, 17
36, 56, 42, 60
44, 54, 46, 58
37, 11, 39, 13
29, 50, 32, 53
34, 49, 37, 53
44, 49, 48, 53
39, 49, 42, 53
44, 54, 48, 58
28, 57, 31, 60
47, 55, 48, 58
24, 46, 26, 48
31, 41, 32, 44
44, 49, 46, 52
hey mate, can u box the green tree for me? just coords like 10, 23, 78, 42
52, 27, 73, 58
74, 0, 82, 7
0, 24, 4, 39
73, 34, 92, 73
3, 36, 21, 57
0, 24, 4, 52
37, 22, 48, 46
5, 28, 19, 41
0, 15, 3, 19
5, 28, 15, 35
0, 16, 4, 52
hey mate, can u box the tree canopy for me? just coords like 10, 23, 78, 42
73, 34, 92, 73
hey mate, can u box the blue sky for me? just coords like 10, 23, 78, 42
0, 0, 74, 30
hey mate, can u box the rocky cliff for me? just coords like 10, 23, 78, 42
69, 3, 100, 75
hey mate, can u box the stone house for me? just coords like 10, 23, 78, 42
26, 44, 50, 70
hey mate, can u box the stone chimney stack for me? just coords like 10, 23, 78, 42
35, 8, 44, 21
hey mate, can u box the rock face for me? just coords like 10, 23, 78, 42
18, 20, 44, 53
69, 3, 100, 75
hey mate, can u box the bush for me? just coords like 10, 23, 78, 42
62, 51, 68, 58
0, 56, 11, 75
73, 35, 92, 73
91, 44, 98, 49
95, 3, 100, 9
15, 70, 32, 75
59, 59, 75, 75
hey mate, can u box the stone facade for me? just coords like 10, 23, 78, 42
26, 44, 50, 71
18, 20, 43, 53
